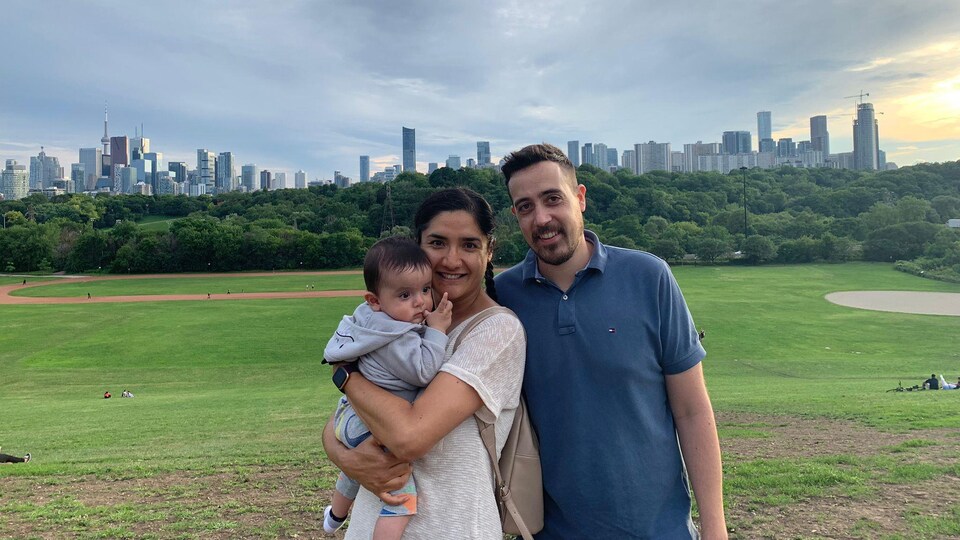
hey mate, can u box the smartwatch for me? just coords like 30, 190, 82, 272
332, 362, 362, 393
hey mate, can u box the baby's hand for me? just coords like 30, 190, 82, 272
424, 292, 452, 333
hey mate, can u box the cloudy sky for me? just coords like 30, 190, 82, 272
2, 0, 959, 182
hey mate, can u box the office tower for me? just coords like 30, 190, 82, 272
567, 141, 580, 166
1, 160, 29, 200
467, 158, 477, 168
70, 163, 84, 193
428, 162, 439, 174
759, 138, 777, 153
595, 143, 609, 169
110, 136, 130, 167
621, 149, 637, 173
810, 115, 830, 156
360, 155, 370, 183
722, 131, 752, 155
241, 164, 259, 192
853, 103, 879, 170
683, 141, 721, 172
196, 149, 216, 189
259, 169, 272, 190
131, 159, 153, 183
29, 147, 63, 189
131, 136, 150, 160
607, 148, 618, 169
477, 141, 491, 166
295, 170, 307, 189
402, 127, 416, 172
121, 166, 138, 194
274, 172, 287, 189
777, 138, 796, 158
671, 151, 684, 172
78, 148, 102, 191
634, 141, 672, 174
144, 152, 162, 193
757, 111, 772, 152
216, 152, 235, 193
445, 155, 461, 169
581, 143, 594, 168
168, 161, 188, 185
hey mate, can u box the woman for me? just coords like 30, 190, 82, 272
322, 187, 526, 538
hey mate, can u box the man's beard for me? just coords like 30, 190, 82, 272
533, 224, 581, 266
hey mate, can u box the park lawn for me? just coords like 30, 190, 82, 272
136, 216, 180, 232
2, 263, 960, 538
11, 273, 365, 297
0, 276, 59, 286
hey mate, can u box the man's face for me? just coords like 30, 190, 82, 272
507, 161, 586, 266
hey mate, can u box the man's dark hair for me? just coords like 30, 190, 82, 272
501, 143, 576, 185
363, 236, 431, 294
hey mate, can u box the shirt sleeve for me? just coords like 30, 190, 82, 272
441, 312, 526, 421
657, 262, 706, 375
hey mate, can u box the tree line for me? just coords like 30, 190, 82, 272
2, 161, 959, 281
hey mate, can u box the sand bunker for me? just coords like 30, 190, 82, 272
825, 290, 960, 316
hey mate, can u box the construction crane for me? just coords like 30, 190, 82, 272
844, 91, 870, 105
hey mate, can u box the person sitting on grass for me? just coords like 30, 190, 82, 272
923, 374, 940, 390
322, 236, 453, 538
0, 447, 31, 463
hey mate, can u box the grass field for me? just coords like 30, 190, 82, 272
137, 216, 180, 232
2, 262, 959, 539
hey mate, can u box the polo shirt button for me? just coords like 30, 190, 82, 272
562, 294, 568, 300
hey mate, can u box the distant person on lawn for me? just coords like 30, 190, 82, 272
923, 374, 940, 390
0, 448, 31, 464
321, 236, 453, 538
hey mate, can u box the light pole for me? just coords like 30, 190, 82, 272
739, 166, 748, 234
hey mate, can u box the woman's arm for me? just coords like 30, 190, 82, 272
320, 415, 412, 505
342, 371, 484, 461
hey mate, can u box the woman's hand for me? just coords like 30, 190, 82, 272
322, 417, 413, 505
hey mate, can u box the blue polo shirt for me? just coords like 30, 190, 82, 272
495, 231, 705, 539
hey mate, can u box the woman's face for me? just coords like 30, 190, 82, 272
419, 210, 492, 306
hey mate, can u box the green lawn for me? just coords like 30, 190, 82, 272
2, 263, 959, 538
136, 216, 180, 232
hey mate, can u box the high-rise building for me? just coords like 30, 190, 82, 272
168, 162, 188, 185
110, 136, 130, 167
722, 131, 752, 155
810, 115, 830, 156
757, 111, 772, 150
29, 147, 63, 189
428, 162, 439, 174
567, 140, 580, 166
360, 156, 370, 183
402, 127, 416, 172
595, 143, 609, 170
260, 169, 272, 191
634, 141, 672, 174
853, 103, 879, 170
274, 172, 287, 189
79, 148, 102, 191
683, 141, 721, 172
197, 149, 216, 189
621, 149, 637, 173
131, 136, 150, 160
70, 163, 85, 193
295, 170, 307, 189
216, 152, 235, 193
776, 138, 797, 158
144, 152, 163, 193
581, 143, 594, 168
477, 141, 491, 166
241, 164, 259, 192
1, 160, 29, 200
445, 155, 461, 169
607, 148, 618, 169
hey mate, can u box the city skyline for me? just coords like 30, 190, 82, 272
2, 1, 959, 182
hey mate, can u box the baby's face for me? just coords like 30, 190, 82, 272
372, 266, 435, 324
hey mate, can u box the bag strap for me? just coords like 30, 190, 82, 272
453, 306, 535, 540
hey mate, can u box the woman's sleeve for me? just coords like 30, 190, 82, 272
440, 313, 526, 421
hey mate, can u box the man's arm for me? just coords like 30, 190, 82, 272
321, 415, 412, 506
666, 363, 728, 540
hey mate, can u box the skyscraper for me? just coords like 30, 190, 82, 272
634, 141, 672, 174
853, 103, 879, 171
810, 115, 830, 156
295, 170, 307, 189
567, 141, 580, 167
477, 141, 491, 166
722, 131, 752, 155
402, 127, 416, 172
29, 147, 63, 189
260, 169, 272, 191
79, 148, 102, 191
581, 143, 594, 168
683, 141, 721, 172
241, 164, 259, 192
360, 156, 370, 182
168, 162, 188, 185
445, 155, 461, 169
197, 149, 216, 189
757, 111, 775, 153
216, 152, 236, 193
1, 160, 29, 200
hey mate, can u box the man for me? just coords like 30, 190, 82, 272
495, 143, 727, 539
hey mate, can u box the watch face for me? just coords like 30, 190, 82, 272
333, 366, 350, 390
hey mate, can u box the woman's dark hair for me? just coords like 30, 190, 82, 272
414, 187, 498, 302
363, 236, 432, 294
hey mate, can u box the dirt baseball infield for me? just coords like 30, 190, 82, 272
0, 272, 366, 305
826, 290, 960, 316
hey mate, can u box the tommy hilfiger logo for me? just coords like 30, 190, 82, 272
608, 328, 616, 333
